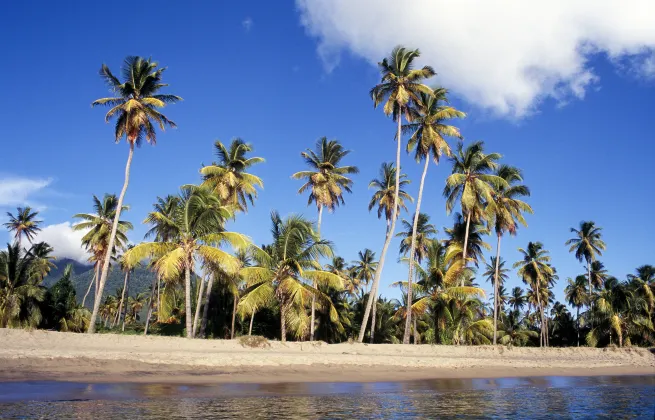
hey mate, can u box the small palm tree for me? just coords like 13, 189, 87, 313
444, 213, 491, 267
485, 165, 533, 343
565, 275, 587, 346
514, 242, 554, 347
292, 137, 358, 340
397, 213, 437, 265
351, 249, 378, 295
361, 46, 435, 343
444, 141, 506, 267
89, 56, 181, 333
74, 194, 133, 307
566, 221, 606, 306
508, 287, 526, 313
238, 212, 343, 342
588, 277, 632, 347
590, 261, 608, 290
200, 138, 264, 213
4, 207, 42, 247
125, 187, 247, 338
368, 162, 413, 234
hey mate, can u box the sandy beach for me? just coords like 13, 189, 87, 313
1, 329, 653, 384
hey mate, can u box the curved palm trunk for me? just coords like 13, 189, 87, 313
461, 211, 472, 286
122, 272, 129, 332
144, 273, 159, 336
82, 264, 99, 308
359, 114, 403, 342
248, 311, 255, 336
230, 294, 238, 339
116, 270, 129, 330
403, 157, 429, 344
184, 262, 193, 339
192, 275, 206, 338
88, 142, 135, 333
310, 205, 323, 341
369, 296, 377, 343
493, 233, 502, 345
199, 272, 216, 338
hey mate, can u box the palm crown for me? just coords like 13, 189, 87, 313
201, 138, 264, 212
91, 56, 181, 145
368, 162, 413, 224
397, 213, 437, 264
292, 137, 359, 212
4, 207, 42, 245
566, 221, 606, 265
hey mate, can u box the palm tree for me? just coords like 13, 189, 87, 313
566, 221, 607, 306
514, 242, 554, 347
444, 141, 506, 268
200, 138, 264, 212
351, 249, 378, 295
368, 162, 413, 233
89, 56, 181, 333
239, 212, 343, 342
4, 207, 42, 247
125, 187, 247, 338
508, 287, 526, 313
400, 87, 465, 343
485, 165, 533, 344
397, 213, 437, 265
588, 277, 632, 347
499, 310, 538, 347
443, 213, 491, 267
0, 243, 48, 328
73, 194, 133, 306
360, 46, 434, 343
483, 256, 509, 287
292, 137, 358, 340
565, 275, 587, 346
590, 261, 608, 290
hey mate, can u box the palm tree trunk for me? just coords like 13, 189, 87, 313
280, 298, 287, 343
413, 317, 418, 344
156, 276, 161, 322
358, 112, 403, 342
184, 262, 193, 339
248, 311, 255, 335
535, 280, 543, 347
199, 272, 216, 338
122, 272, 129, 332
461, 211, 472, 285
88, 142, 135, 333
403, 157, 429, 344
493, 233, 502, 345
310, 205, 323, 341
143, 273, 158, 336
231, 294, 238, 339
116, 270, 129, 331
192, 275, 206, 338
576, 306, 580, 347
82, 264, 99, 308
369, 296, 377, 343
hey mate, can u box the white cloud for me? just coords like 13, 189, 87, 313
33, 222, 90, 263
242, 17, 253, 32
0, 176, 52, 207
296, 0, 655, 117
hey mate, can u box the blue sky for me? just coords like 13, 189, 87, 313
1, 1, 654, 306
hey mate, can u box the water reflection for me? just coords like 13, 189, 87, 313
1, 376, 653, 419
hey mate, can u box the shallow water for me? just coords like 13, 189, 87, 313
1, 376, 653, 419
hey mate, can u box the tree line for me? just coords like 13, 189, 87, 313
1, 50, 652, 347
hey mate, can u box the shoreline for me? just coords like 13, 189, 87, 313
1, 329, 653, 384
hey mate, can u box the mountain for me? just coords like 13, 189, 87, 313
44, 258, 93, 287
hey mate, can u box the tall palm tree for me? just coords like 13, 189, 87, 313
4, 206, 42, 247
73, 194, 132, 306
125, 187, 247, 338
565, 275, 587, 347
89, 56, 181, 333
292, 137, 358, 340
444, 141, 506, 268
368, 162, 413, 234
508, 287, 526, 313
514, 242, 554, 347
400, 87, 465, 343
238, 212, 343, 342
200, 138, 264, 212
566, 221, 606, 306
360, 46, 435, 343
485, 165, 533, 343
351, 249, 378, 295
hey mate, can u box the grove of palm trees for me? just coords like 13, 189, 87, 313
1, 51, 653, 350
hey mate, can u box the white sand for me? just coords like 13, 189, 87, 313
1, 329, 653, 383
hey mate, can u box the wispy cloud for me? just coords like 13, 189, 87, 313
242, 17, 253, 32
297, 0, 655, 118
0, 176, 52, 208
